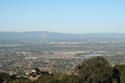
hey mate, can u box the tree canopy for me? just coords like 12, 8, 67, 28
76, 56, 113, 83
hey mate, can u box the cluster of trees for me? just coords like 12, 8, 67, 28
0, 56, 125, 83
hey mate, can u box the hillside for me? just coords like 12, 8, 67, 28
0, 31, 125, 41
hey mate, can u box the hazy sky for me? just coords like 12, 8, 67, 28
0, 0, 125, 33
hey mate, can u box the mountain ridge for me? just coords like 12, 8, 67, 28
0, 31, 125, 41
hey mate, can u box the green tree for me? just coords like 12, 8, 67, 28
36, 74, 58, 83
112, 68, 120, 83
76, 56, 113, 83
60, 74, 78, 83
0, 72, 10, 83
34, 67, 40, 75
113, 64, 125, 83
10, 74, 17, 80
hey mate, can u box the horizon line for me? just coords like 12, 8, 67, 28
0, 31, 125, 34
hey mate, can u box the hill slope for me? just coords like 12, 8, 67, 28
0, 31, 125, 41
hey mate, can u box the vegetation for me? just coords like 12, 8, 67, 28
0, 56, 124, 83
76, 57, 113, 83
113, 64, 125, 83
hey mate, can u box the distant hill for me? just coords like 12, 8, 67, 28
0, 31, 125, 41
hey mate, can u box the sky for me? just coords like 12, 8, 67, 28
0, 0, 125, 33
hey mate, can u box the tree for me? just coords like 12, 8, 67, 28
113, 64, 125, 83
36, 74, 58, 83
60, 74, 78, 83
0, 72, 10, 83
76, 56, 113, 83
34, 67, 40, 75
112, 68, 120, 83
10, 74, 17, 80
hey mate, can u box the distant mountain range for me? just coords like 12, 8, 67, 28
0, 31, 125, 41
